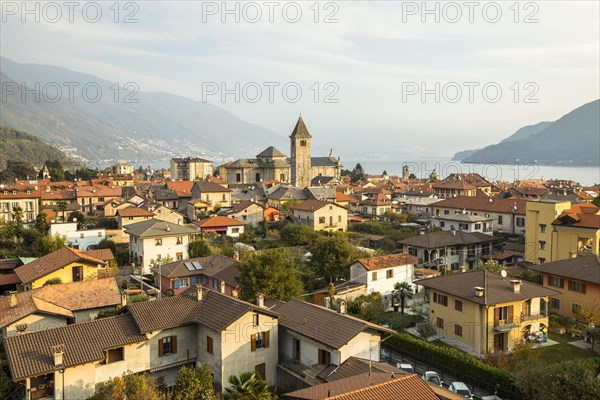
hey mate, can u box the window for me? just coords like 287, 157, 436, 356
408, 248, 417, 257
155, 238, 162, 246
206, 336, 213, 354
255, 363, 266, 380
338, 215, 342, 223
253, 313, 259, 327
386, 269, 394, 279
474, 223, 481, 230
539, 241, 546, 250
572, 303, 582, 314
440, 221, 445, 228
251, 331, 270, 351
300, 140, 307, 147
550, 298, 560, 310
436, 317, 444, 329
549, 276, 563, 288
318, 349, 331, 366
538, 258, 545, 264
213, 279, 219, 289
72, 266, 83, 282
236, 173, 241, 183
433, 292, 448, 306
372, 272, 377, 281
176, 252, 183, 261
80, 233, 85, 239
455, 300, 463, 311
158, 336, 177, 356
105, 347, 124, 363
319, 217, 326, 224
454, 324, 463, 337
176, 237, 183, 244
179, 278, 190, 288
539, 224, 546, 233
222, 194, 226, 201
444, 210, 450, 215
255, 173, 261, 182
516, 217, 525, 227
498, 215, 503, 225
568, 280, 586, 294
232, 228, 240, 233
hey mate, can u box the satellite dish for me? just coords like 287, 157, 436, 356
73, 218, 78, 222
500, 270, 507, 278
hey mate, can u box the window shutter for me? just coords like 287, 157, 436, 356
251, 334, 257, 352
560, 278, 564, 289
174, 279, 181, 289
264, 330, 270, 348
507, 306, 514, 324
158, 338, 164, 357
172, 336, 178, 354
582, 283, 587, 294
493, 308, 500, 326
207, 336, 213, 353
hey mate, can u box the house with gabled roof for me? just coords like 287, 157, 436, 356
152, 255, 239, 297
124, 218, 198, 273
3, 287, 280, 399
14, 246, 110, 291
265, 298, 393, 389
292, 200, 347, 232
432, 180, 477, 199
0, 278, 121, 338
192, 216, 246, 238
219, 200, 265, 227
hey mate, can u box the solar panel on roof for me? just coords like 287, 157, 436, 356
184, 262, 195, 271
192, 261, 202, 270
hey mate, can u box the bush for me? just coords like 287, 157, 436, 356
43, 277, 62, 286
280, 224, 319, 246
384, 333, 517, 398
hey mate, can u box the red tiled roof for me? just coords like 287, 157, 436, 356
552, 204, 600, 229
117, 207, 154, 217
193, 216, 245, 228
432, 196, 528, 215
432, 181, 477, 190
355, 253, 417, 271
293, 200, 336, 212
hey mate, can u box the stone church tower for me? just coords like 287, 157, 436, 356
290, 115, 312, 188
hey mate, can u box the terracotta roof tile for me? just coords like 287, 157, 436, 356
355, 253, 417, 271
193, 216, 245, 228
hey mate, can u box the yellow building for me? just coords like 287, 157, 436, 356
526, 200, 600, 263
419, 270, 559, 354
529, 255, 600, 320
14, 247, 109, 290
292, 200, 348, 232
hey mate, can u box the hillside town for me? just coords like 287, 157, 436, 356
0, 116, 599, 400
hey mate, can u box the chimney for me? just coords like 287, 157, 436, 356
474, 287, 485, 298
9, 293, 17, 308
120, 291, 127, 307
511, 279, 522, 294
337, 299, 347, 314
451, 228, 456, 236
256, 292, 264, 308
196, 284, 203, 302
52, 345, 65, 367
219, 281, 225, 294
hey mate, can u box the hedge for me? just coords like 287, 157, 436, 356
383, 333, 518, 398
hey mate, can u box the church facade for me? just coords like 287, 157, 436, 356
225, 116, 342, 188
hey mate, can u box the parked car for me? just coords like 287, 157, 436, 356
422, 371, 443, 386
396, 363, 415, 374
449, 382, 474, 399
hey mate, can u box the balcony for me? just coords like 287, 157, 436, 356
494, 319, 520, 332
521, 312, 547, 322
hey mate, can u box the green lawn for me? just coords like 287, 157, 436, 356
536, 333, 600, 364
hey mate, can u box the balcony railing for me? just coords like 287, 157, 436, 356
494, 319, 520, 332
521, 312, 547, 322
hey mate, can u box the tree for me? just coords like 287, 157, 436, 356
33, 234, 65, 256
586, 325, 600, 352
89, 371, 161, 400
174, 364, 217, 400
351, 163, 366, 183
280, 223, 318, 246
0, 160, 36, 182
97, 238, 117, 254
237, 248, 304, 302
476, 259, 504, 273
348, 292, 386, 323
382, 170, 388, 175
68, 210, 85, 225
189, 240, 214, 258
57, 201, 68, 222
308, 233, 358, 282
45, 160, 65, 181
393, 281, 413, 314
223, 371, 273, 400
382, 210, 407, 224
11, 206, 24, 228
416, 321, 437, 340
34, 213, 50, 234
592, 195, 600, 208
43, 277, 62, 286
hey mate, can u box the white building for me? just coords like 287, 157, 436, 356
349, 253, 417, 308
124, 218, 198, 274
431, 213, 494, 235
49, 222, 106, 250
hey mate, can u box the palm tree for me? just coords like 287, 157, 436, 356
393, 281, 413, 315
223, 372, 272, 400
57, 201, 68, 222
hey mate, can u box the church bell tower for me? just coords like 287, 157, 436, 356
290, 115, 312, 188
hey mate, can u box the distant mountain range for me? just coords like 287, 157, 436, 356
454, 100, 600, 166
0, 58, 286, 164
0, 125, 76, 170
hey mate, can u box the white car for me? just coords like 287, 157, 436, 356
396, 363, 415, 374
422, 371, 443, 387
449, 382, 474, 399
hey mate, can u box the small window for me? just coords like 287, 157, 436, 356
440, 221, 445, 228
253, 313, 259, 327
207, 336, 213, 354
539, 224, 546, 233
155, 238, 162, 246
98, 232, 102, 237
319, 217, 325, 224
338, 215, 342, 222
180, 278, 190, 288
550, 298, 560, 310
454, 324, 462, 337
105, 347, 124, 363
232, 228, 240, 233
498, 215, 503, 225
176, 252, 183, 261
568, 280, 586, 294
251, 331, 270, 351
436, 317, 444, 329
176, 237, 183, 245
572, 303, 582, 314
158, 336, 177, 357
455, 300, 463, 311
372, 272, 377, 281
516, 217, 525, 227
538, 258, 546, 264
386, 269, 394, 279
300, 140, 306, 147
444, 210, 449, 215
539, 241, 546, 250
80, 233, 85, 239
433, 292, 448, 306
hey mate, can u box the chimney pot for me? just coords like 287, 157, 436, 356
52, 345, 65, 367
9, 293, 17, 308
219, 281, 225, 294
511, 279, 522, 294
337, 299, 347, 314
196, 284, 203, 302
256, 292, 264, 308
474, 286, 485, 298
120, 291, 127, 307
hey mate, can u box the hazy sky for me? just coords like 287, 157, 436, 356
1, 1, 599, 159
